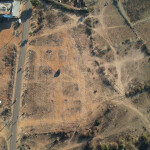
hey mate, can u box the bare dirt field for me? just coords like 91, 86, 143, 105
121, 0, 150, 23
15, 0, 150, 149
134, 20, 150, 48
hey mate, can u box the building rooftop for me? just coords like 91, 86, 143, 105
12, 1, 20, 17
0, 2, 12, 15
0, 1, 20, 18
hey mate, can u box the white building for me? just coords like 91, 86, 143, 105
12, 1, 20, 18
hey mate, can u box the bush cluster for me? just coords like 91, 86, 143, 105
30, 0, 40, 7
125, 83, 150, 97
84, 133, 150, 150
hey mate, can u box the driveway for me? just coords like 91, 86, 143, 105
10, 1, 31, 150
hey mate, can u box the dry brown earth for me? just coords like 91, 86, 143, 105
2, 0, 149, 149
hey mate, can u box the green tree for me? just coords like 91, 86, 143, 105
30, 0, 40, 7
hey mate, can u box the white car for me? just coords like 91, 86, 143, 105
18, 19, 22, 24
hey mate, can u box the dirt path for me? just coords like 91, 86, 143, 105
117, 0, 145, 41
100, 51, 144, 68
93, 98, 150, 141
117, 0, 132, 26
92, 2, 125, 94
30, 13, 80, 40
117, 100, 150, 129
104, 25, 125, 29
133, 16, 150, 26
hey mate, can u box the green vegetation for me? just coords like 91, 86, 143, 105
137, 134, 150, 150
86, 0, 98, 6
87, 7, 94, 13
29, 32, 33, 36
44, 0, 89, 15
101, 144, 109, 150
84, 133, 150, 150
141, 44, 150, 56
1, 108, 11, 116
109, 143, 119, 150
17, 144, 30, 150
85, 27, 92, 36
94, 119, 101, 126
30, 0, 40, 7
125, 82, 150, 97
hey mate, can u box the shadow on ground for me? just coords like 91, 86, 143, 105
21, 8, 32, 23
0, 18, 12, 32
54, 69, 60, 77
20, 39, 28, 47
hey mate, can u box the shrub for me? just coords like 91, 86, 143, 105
141, 44, 150, 56
101, 144, 109, 150
30, 0, 40, 7
138, 134, 150, 150
125, 143, 136, 150
1, 108, 10, 116
119, 143, 125, 150
29, 32, 33, 36
109, 143, 119, 150
94, 119, 101, 126
85, 27, 92, 36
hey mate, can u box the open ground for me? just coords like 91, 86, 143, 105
15, 0, 150, 149
0, 0, 150, 149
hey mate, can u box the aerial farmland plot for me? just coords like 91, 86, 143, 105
0, 0, 150, 149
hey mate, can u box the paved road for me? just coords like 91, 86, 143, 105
10, 1, 31, 150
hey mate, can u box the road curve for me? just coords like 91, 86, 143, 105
10, 1, 31, 150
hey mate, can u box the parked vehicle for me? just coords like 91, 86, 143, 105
18, 18, 21, 24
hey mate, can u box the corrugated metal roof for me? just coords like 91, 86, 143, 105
12, 1, 20, 17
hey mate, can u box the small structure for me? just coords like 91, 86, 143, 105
12, 1, 20, 18
3, 14, 13, 19
0, 2, 12, 16
0, 1, 21, 18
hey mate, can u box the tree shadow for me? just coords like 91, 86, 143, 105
21, 8, 32, 23
13, 21, 20, 30
0, 18, 12, 32
20, 39, 28, 47
54, 69, 60, 77
17, 67, 22, 73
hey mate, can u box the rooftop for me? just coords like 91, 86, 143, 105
0, 2, 12, 15
0, 1, 20, 18
12, 1, 20, 17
